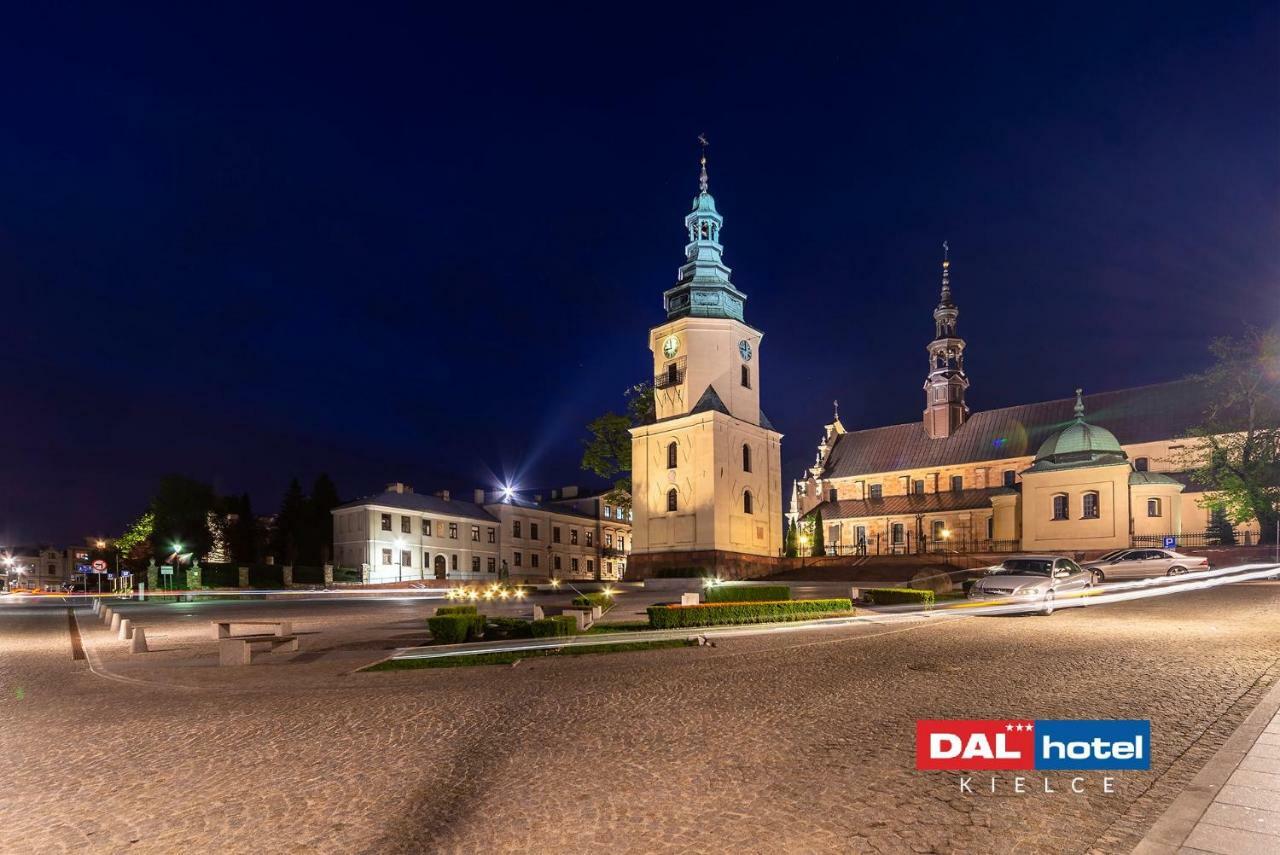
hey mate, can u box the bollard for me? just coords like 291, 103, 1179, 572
109, 612, 122, 632
101, 607, 113, 625
850, 586, 861, 603
680, 592, 701, 606
532, 604, 545, 620
92, 599, 101, 615
130, 627, 149, 653
118, 618, 132, 640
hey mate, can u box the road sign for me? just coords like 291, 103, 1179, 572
92, 559, 108, 572
1163, 536, 1177, 549
160, 565, 174, 575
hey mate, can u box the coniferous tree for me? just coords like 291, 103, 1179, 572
784, 519, 799, 557
306, 474, 341, 565
227, 493, 259, 563
149, 475, 217, 561
274, 478, 307, 565
811, 510, 826, 558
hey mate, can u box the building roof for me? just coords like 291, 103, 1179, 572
819, 379, 1209, 479
495, 495, 598, 520
1129, 471, 1188, 488
807, 486, 1017, 521
334, 491, 498, 522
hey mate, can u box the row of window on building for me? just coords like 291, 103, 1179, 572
1049, 493, 1164, 521
668, 441, 755, 473
664, 488, 755, 514
379, 513, 497, 543
509, 521, 623, 549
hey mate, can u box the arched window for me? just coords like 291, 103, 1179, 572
1135, 457, 1149, 472
666, 488, 678, 512
1147, 498, 1162, 517
743, 490, 753, 514
742, 443, 752, 472
1082, 491, 1100, 519
667, 441, 678, 469
1052, 494, 1069, 520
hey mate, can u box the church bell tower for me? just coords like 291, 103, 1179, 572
923, 243, 970, 439
628, 143, 783, 573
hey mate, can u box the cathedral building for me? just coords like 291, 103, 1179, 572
628, 151, 784, 576
790, 251, 1250, 555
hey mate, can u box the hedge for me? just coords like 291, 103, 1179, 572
331, 566, 363, 583
704, 584, 791, 603
646, 598, 854, 629
487, 616, 534, 638
428, 613, 486, 644
292, 565, 326, 585
530, 616, 579, 637
862, 588, 935, 608
571, 593, 614, 608
436, 604, 479, 615
248, 565, 284, 588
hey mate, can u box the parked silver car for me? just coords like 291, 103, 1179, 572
1081, 549, 1210, 582
967, 555, 1093, 615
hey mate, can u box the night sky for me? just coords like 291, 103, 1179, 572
3, 3, 1276, 546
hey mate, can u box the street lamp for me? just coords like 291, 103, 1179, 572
170, 542, 184, 595
394, 538, 404, 583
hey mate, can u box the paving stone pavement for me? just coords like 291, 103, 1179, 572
2, 581, 1279, 854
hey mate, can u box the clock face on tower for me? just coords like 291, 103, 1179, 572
738, 339, 752, 362
662, 335, 680, 359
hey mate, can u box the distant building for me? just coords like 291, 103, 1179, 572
330, 482, 630, 583
2, 545, 84, 590
791, 252, 1261, 555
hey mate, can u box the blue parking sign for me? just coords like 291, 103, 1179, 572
1163, 536, 1177, 549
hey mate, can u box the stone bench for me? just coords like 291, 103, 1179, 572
218, 634, 299, 666
212, 619, 293, 640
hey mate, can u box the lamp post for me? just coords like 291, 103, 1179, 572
2, 556, 13, 592
395, 538, 404, 584
171, 542, 183, 595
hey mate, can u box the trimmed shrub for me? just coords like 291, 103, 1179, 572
863, 588, 935, 608
530, 616, 579, 638
435, 604, 479, 616
961, 579, 976, 595
571, 593, 614, 608
428, 613, 486, 644
486, 616, 534, 639
646, 598, 854, 629
331, 566, 363, 583
704, 584, 791, 603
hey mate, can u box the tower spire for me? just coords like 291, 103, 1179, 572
698, 132, 709, 193
923, 242, 969, 439
939, 240, 953, 307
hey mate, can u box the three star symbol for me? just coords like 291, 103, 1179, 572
1004, 722, 1035, 732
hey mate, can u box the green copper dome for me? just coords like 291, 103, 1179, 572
1025, 389, 1128, 472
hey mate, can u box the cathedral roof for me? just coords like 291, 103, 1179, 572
1022, 390, 1128, 473
807, 486, 1017, 521
818, 378, 1210, 479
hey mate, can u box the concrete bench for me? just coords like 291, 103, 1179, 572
211, 620, 293, 640
218, 634, 299, 666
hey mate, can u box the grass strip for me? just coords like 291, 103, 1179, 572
364, 638, 695, 671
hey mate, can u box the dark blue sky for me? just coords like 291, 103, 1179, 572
2, 3, 1276, 545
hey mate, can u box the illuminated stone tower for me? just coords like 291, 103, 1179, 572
629, 145, 783, 574
923, 243, 970, 439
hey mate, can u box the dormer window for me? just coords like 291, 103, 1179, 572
1135, 457, 1149, 472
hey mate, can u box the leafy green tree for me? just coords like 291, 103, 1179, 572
810, 510, 826, 557
116, 511, 155, 569
581, 383, 653, 510
149, 475, 216, 560
273, 478, 307, 565
306, 474, 341, 566
1179, 328, 1280, 544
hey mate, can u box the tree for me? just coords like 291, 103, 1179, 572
581, 383, 654, 510
784, 519, 799, 557
810, 510, 826, 558
116, 511, 155, 569
1179, 328, 1280, 544
273, 478, 307, 565
225, 493, 259, 564
306, 474, 341, 566
149, 475, 217, 561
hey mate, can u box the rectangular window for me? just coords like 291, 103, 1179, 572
987, 517, 993, 539
487, 527, 496, 543
530, 523, 539, 540
618, 535, 625, 550
854, 525, 867, 545
554, 555, 562, 570
741, 365, 751, 388
1082, 492, 1099, 519
513, 521, 522, 538
401, 550, 412, 567
586, 531, 594, 547
381, 548, 392, 565
471, 525, 480, 542
891, 523, 904, 544
587, 559, 595, 575
401, 516, 411, 534
950, 475, 963, 491
603, 505, 612, 519
531, 554, 539, 568
570, 529, 579, 545
514, 552, 523, 567
422, 518, 432, 536
1052, 494, 1069, 520
449, 523, 458, 539
471, 556, 480, 572
605, 533, 613, 548
381, 514, 392, 532
451, 554, 458, 571
487, 557, 496, 573
571, 558, 579, 573
1147, 498, 1161, 517
913, 479, 925, 495
869, 484, 883, 500
1003, 470, 1016, 488
553, 526, 561, 543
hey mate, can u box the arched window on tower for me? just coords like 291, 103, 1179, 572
667, 488, 678, 512
667, 441, 678, 469
742, 443, 752, 473
743, 490, 753, 515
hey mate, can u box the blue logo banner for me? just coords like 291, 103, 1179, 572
1034, 719, 1150, 770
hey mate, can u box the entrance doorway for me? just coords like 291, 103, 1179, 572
434, 554, 447, 579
